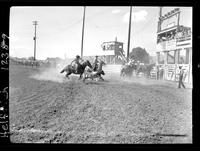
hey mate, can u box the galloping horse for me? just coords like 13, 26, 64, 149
60, 60, 93, 80
83, 60, 106, 82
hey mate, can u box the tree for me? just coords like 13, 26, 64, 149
129, 47, 150, 64
28, 56, 34, 60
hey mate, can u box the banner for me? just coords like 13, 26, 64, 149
165, 64, 176, 81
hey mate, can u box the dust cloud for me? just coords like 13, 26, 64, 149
30, 67, 65, 83
30, 60, 72, 83
102, 64, 170, 86
30, 62, 172, 87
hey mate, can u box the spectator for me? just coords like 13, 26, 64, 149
178, 66, 186, 89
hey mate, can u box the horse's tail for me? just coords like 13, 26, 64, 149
60, 69, 65, 73
60, 66, 68, 73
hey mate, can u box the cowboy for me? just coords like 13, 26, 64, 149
93, 55, 100, 71
178, 66, 186, 89
70, 55, 84, 73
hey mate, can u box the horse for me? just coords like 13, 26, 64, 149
82, 60, 106, 82
60, 60, 93, 80
120, 63, 137, 77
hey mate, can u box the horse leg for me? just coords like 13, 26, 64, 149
83, 77, 86, 82
66, 72, 71, 79
79, 74, 82, 80
82, 74, 89, 82
120, 71, 123, 76
99, 75, 104, 81
66, 74, 70, 79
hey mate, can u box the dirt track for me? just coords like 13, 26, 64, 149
9, 65, 192, 143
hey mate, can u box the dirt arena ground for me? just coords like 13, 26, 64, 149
9, 64, 192, 143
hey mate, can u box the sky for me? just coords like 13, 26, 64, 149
9, 6, 192, 60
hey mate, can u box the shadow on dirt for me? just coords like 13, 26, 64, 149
155, 133, 188, 137
83, 79, 110, 85
84, 81, 102, 85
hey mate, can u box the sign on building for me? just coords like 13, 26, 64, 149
166, 39, 176, 50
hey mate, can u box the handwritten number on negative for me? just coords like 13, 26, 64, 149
1, 53, 8, 65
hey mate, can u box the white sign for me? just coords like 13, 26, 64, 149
166, 39, 176, 50
161, 13, 178, 31
165, 64, 176, 81
102, 42, 115, 51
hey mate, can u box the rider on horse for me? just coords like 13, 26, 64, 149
70, 55, 84, 73
93, 55, 100, 71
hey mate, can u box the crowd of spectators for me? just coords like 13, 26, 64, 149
157, 26, 191, 43
157, 30, 176, 43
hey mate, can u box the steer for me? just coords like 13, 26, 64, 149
83, 66, 105, 82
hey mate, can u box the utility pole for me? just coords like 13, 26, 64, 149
33, 21, 38, 61
81, 6, 86, 58
158, 7, 162, 32
177, 9, 181, 27
127, 6, 132, 62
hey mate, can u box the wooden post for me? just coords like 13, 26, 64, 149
158, 7, 162, 32
127, 6, 132, 62
33, 21, 38, 61
81, 6, 86, 58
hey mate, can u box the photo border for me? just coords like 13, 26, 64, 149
0, 0, 199, 149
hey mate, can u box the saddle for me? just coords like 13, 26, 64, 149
71, 63, 80, 73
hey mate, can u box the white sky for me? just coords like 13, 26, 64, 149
9, 6, 192, 60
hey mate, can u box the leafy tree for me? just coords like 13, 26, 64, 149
28, 56, 34, 60
129, 47, 150, 64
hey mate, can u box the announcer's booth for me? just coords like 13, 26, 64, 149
101, 38, 126, 64
156, 8, 192, 85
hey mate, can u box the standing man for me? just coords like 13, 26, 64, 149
178, 66, 186, 89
